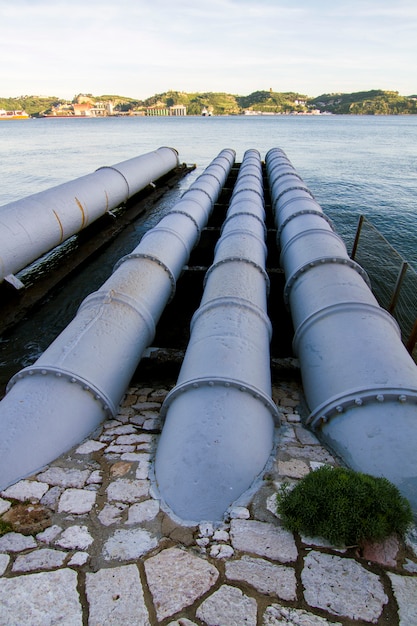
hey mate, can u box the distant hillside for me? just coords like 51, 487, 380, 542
310, 90, 417, 114
1, 90, 417, 116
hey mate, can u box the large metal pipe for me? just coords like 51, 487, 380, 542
154, 149, 278, 523
0, 149, 235, 490
266, 147, 417, 510
0, 147, 180, 283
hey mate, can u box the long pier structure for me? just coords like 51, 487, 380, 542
0, 147, 416, 519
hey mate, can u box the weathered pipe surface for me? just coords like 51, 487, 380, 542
0, 149, 235, 490
266, 147, 417, 511
154, 149, 278, 523
0, 146, 180, 283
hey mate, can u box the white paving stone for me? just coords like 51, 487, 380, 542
86, 470, 102, 484
127, 499, 159, 523
105, 424, 137, 435
58, 488, 96, 514
0, 554, 10, 576
145, 546, 219, 621
0, 568, 82, 625
278, 459, 310, 479
12, 548, 67, 572
55, 525, 94, 550
387, 573, 417, 626
37, 467, 90, 488
263, 603, 343, 625
1, 479, 49, 502
0, 498, 11, 515
75, 440, 106, 454
230, 519, 297, 563
167, 620, 198, 626
106, 478, 149, 502
103, 528, 157, 561
68, 551, 89, 567
196, 584, 257, 626
405, 525, 417, 558
36, 524, 63, 544
98, 503, 127, 526
226, 555, 297, 601
86, 564, 150, 625
229, 506, 250, 519
302, 551, 388, 622
210, 544, 234, 559
0, 532, 37, 552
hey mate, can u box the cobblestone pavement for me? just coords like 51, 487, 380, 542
1, 373, 416, 626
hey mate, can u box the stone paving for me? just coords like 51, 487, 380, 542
1, 367, 417, 626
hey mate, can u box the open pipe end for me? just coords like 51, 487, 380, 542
317, 402, 417, 514
154, 387, 276, 523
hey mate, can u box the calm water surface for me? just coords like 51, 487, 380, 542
1, 115, 416, 386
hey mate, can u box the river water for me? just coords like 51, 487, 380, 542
1, 115, 417, 387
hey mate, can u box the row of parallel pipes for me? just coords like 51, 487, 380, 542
154, 149, 278, 522
1, 146, 416, 517
0, 149, 235, 490
266, 147, 417, 510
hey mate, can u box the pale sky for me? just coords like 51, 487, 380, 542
1, 0, 416, 100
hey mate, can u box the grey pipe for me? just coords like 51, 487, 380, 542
154, 149, 278, 523
0, 149, 235, 490
0, 147, 179, 283
266, 147, 417, 510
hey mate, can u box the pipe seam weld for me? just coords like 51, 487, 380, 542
160, 377, 279, 421
277, 209, 334, 239
284, 256, 371, 306
113, 252, 176, 301
307, 386, 417, 429
191, 295, 273, 338
221, 211, 267, 236
203, 256, 270, 294
293, 301, 400, 352
6, 365, 117, 417
78, 289, 157, 339
95, 165, 130, 199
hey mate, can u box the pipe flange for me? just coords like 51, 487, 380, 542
182, 186, 214, 203
273, 194, 319, 216
95, 165, 130, 200
190, 295, 273, 338
160, 376, 280, 422
277, 209, 334, 239
283, 256, 371, 306
269, 171, 303, 189
203, 256, 270, 294
274, 185, 315, 205
113, 252, 176, 302
168, 210, 201, 243
221, 211, 267, 237
308, 386, 417, 429
231, 186, 264, 201
6, 365, 117, 417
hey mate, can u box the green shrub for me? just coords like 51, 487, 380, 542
276, 465, 413, 546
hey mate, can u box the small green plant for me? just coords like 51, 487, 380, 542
0, 518, 13, 537
276, 465, 413, 546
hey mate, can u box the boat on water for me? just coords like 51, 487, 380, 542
0, 109, 30, 120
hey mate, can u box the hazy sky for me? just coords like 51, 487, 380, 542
1, 0, 416, 99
